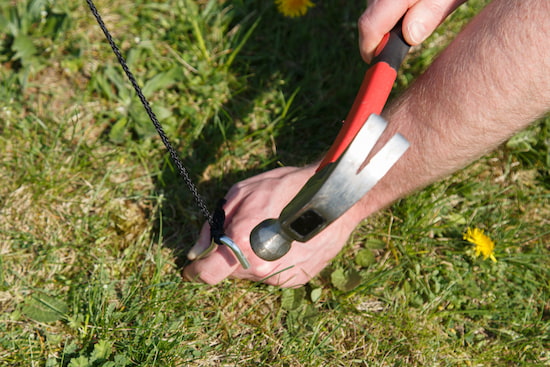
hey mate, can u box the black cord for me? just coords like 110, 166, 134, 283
86, 0, 220, 233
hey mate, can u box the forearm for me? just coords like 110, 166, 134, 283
356, 0, 550, 217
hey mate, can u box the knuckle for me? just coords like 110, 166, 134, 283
426, 0, 446, 17
358, 12, 375, 34
424, 0, 464, 20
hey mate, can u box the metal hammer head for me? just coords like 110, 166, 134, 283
250, 114, 410, 261
249, 219, 292, 261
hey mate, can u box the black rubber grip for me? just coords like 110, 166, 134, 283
372, 19, 411, 71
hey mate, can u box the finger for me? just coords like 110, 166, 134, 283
223, 167, 303, 203
183, 244, 240, 284
359, 0, 415, 63
402, 0, 466, 45
187, 221, 212, 260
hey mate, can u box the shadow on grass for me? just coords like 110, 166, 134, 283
151, 1, 382, 267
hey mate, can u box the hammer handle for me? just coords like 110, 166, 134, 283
318, 20, 410, 170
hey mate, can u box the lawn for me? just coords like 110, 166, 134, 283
0, 0, 548, 365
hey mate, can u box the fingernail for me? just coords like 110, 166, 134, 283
187, 241, 216, 261
187, 245, 200, 260
407, 21, 427, 45
187, 249, 198, 260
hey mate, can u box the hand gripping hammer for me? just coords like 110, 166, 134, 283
250, 22, 411, 261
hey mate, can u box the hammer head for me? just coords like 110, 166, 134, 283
250, 114, 409, 261
249, 219, 292, 261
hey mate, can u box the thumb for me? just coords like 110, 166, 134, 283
184, 221, 240, 284
183, 245, 240, 285
403, 0, 466, 45
186, 221, 213, 261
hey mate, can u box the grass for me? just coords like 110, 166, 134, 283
0, 0, 549, 365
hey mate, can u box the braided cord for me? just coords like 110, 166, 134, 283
86, 0, 213, 226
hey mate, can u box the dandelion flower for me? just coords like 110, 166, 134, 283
463, 227, 497, 263
275, 0, 314, 18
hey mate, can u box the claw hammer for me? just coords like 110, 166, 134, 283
250, 22, 411, 261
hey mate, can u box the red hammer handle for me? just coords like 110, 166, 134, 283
317, 21, 410, 170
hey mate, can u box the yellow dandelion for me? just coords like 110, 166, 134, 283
275, 0, 314, 18
463, 227, 497, 263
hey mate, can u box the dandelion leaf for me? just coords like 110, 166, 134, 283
331, 268, 362, 292
22, 294, 68, 323
355, 249, 376, 268
281, 287, 306, 310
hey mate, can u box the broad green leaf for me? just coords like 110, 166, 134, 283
331, 268, 362, 292
365, 239, 386, 249
330, 268, 346, 291
281, 288, 306, 311
447, 212, 467, 225
90, 340, 113, 362
22, 294, 69, 323
68, 356, 90, 367
113, 354, 132, 367
104, 66, 131, 102
12, 34, 36, 64
355, 249, 376, 268
310, 288, 322, 303
90, 73, 116, 101
109, 118, 128, 144
142, 68, 182, 97
131, 103, 173, 139
63, 341, 79, 356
